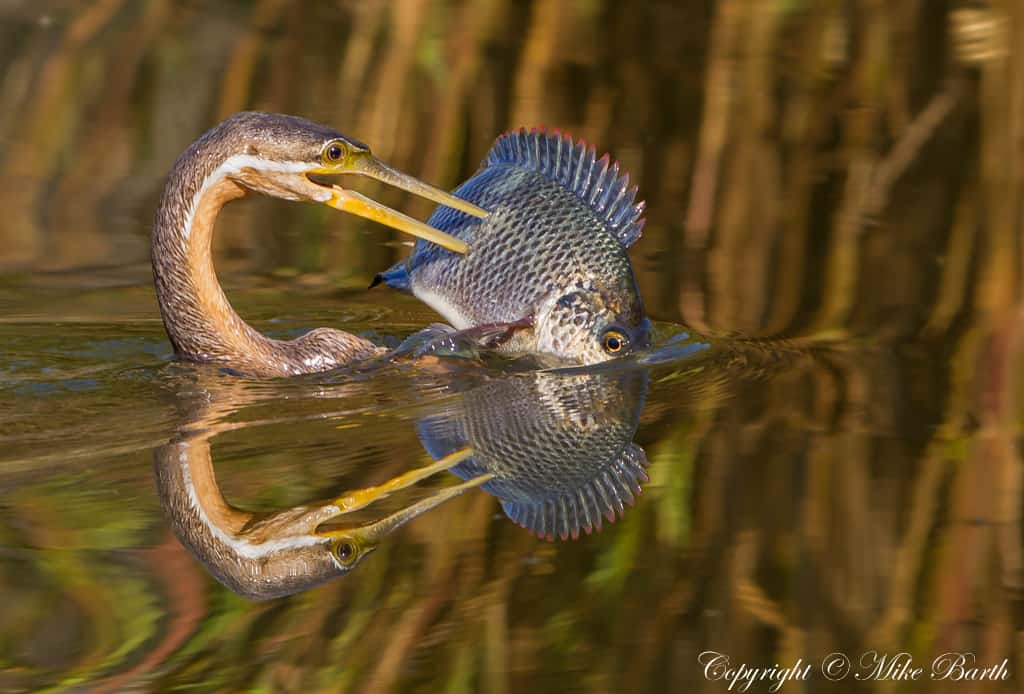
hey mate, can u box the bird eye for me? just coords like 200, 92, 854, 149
602, 330, 627, 354
323, 140, 348, 164
333, 539, 358, 566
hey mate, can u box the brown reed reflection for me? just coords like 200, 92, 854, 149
0, 3, 1016, 328
1, 0, 1022, 691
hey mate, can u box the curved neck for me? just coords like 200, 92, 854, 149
153, 434, 341, 600
151, 144, 378, 377
152, 148, 278, 366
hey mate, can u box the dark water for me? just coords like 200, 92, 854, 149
1, 2, 1022, 692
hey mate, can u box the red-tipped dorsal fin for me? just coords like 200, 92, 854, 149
485, 128, 645, 247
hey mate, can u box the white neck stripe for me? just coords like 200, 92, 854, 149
182, 155, 317, 240
180, 448, 325, 559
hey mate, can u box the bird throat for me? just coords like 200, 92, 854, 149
153, 168, 276, 369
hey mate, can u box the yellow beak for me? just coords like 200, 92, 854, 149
320, 155, 486, 255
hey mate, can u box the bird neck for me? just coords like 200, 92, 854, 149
152, 144, 381, 376
154, 432, 340, 600
152, 149, 279, 368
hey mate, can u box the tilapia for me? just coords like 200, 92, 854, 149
416, 369, 649, 540
376, 129, 650, 365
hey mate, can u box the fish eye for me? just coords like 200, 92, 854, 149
322, 140, 348, 164
332, 538, 359, 566
602, 330, 627, 354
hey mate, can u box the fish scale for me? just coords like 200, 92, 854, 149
377, 128, 650, 364
416, 370, 649, 541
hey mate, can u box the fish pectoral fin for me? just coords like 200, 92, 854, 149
455, 317, 534, 349
390, 318, 533, 361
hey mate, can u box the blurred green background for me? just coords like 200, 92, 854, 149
1, 0, 1022, 692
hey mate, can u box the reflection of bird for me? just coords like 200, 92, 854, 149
416, 368, 649, 540
151, 112, 487, 378
153, 381, 491, 600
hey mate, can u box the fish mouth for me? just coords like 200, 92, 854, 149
306, 157, 487, 254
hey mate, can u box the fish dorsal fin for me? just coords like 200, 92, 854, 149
417, 412, 650, 542
485, 128, 646, 248
500, 443, 649, 541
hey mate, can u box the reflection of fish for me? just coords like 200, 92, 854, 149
416, 369, 649, 540
376, 129, 650, 365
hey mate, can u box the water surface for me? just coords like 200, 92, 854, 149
1, 1, 1022, 692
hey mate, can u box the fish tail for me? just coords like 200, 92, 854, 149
373, 262, 412, 293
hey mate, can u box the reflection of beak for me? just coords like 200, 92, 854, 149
351, 473, 494, 543
316, 154, 487, 254
313, 447, 492, 542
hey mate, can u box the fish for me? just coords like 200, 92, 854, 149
375, 128, 650, 365
416, 368, 649, 540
